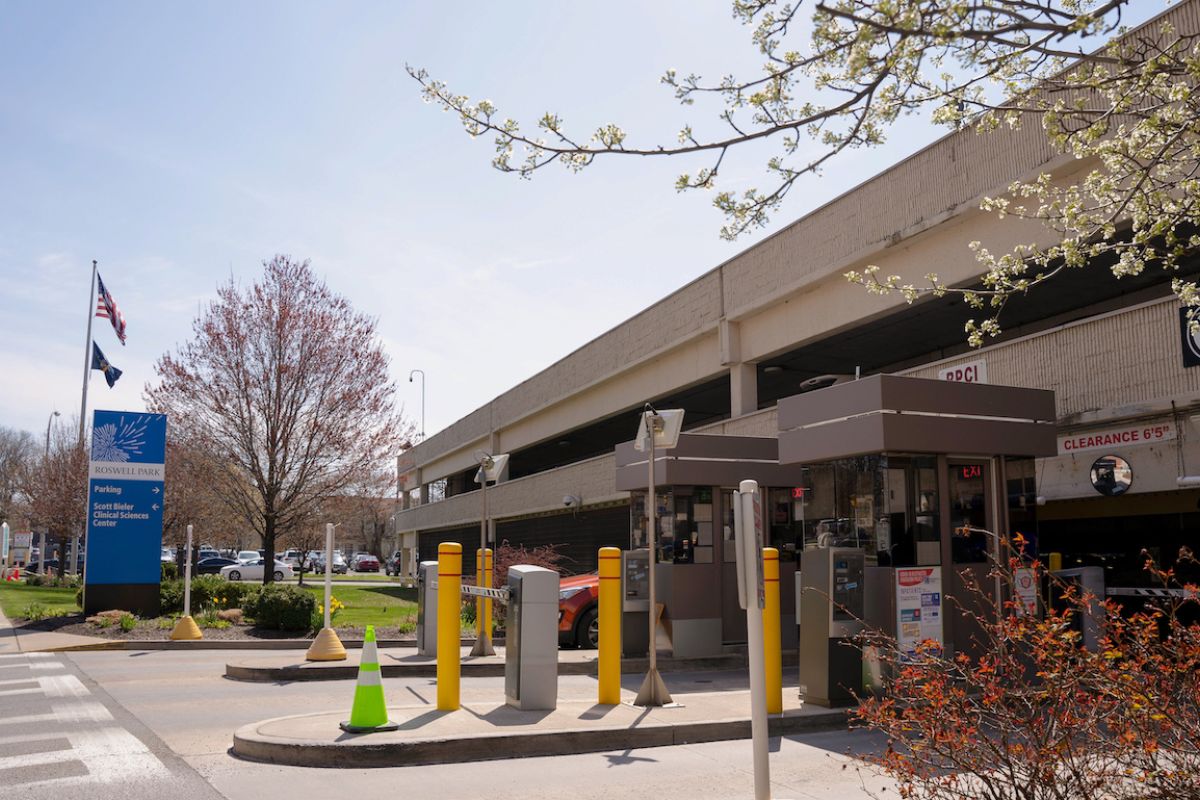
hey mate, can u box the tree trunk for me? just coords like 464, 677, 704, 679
262, 516, 276, 585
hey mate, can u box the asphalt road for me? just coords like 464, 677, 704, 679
3, 649, 893, 800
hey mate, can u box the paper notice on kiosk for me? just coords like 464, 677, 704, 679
895, 567, 943, 662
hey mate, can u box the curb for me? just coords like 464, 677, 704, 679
225, 660, 596, 681
231, 707, 850, 768
223, 652, 763, 683
40, 637, 502, 653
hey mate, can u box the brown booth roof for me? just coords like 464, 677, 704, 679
614, 434, 803, 491
777, 374, 1057, 464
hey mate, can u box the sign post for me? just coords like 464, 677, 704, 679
83, 410, 167, 616
1, 522, 9, 579
734, 479, 769, 800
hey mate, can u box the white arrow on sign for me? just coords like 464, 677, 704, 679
151, 504, 160, 511
152, 487, 160, 494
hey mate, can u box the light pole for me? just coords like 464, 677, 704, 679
633, 405, 685, 707
471, 451, 509, 657
408, 369, 425, 440
45, 410, 60, 456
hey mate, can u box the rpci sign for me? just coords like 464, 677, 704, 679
938, 359, 988, 384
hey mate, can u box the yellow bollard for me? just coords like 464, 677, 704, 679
437, 542, 462, 711
1048, 551, 1062, 573
762, 547, 782, 714
476, 548, 493, 641
597, 546, 622, 704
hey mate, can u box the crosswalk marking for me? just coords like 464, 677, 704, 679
0, 654, 171, 791
0, 702, 113, 728
0, 728, 169, 785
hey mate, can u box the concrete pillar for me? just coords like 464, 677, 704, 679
731, 362, 758, 417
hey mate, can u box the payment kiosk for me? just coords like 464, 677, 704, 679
505, 565, 559, 710
416, 560, 438, 656
798, 547, 866, 706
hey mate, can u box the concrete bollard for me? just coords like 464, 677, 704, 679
598, 546, 622, 704
763, 547, 782, 714
437, 542, 462, 711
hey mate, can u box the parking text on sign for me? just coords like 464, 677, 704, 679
937, 359, 988, 384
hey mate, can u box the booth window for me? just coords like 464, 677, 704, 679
791, 456, 884, 563
881, 457, 940, 567
950, 463, 989, 563
630, 487, 714, 564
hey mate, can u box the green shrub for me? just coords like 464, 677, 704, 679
25, 574, 44, 587
118, 613, 136, 632
161, 562, 179, 581
159, 580, 185, 614
20, 602, 64, 621
74, 586, 83, 608
245, 584, 316, 631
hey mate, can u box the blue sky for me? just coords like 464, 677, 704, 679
3, 1, 1143, 442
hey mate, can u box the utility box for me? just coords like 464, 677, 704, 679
621, 549, 651, 657
416, 560, 438, 657
505, 565, 559, 710
798, 547, 866, 707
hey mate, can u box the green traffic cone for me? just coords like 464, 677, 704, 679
340, 625, 399, 733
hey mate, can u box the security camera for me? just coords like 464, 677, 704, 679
562, 494, 581, 508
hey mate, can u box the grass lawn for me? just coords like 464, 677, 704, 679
0, 582, 79, 620
301, 584, 419, 630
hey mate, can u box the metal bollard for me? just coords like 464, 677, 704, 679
437, 542, 462, 711
598, 546, 622, 704
476, 548, 493, 642
762, 547, 782, 714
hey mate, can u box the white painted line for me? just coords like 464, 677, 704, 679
0, 659, 64, 671
0, 677, 39, 687
0, 728, 168, 784
0, 687, 40, 697
0, 701, 115, 728
0, 652, 54, 661
39, 673, 90, 698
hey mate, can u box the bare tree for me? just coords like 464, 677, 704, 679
412, 0, 1200, 343
146, 255, 410, 583
161, 442, 245, 554
0, 426, 35, 527
23, 422, 87, 575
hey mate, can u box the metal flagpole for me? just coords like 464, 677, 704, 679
79, 260, 98, 446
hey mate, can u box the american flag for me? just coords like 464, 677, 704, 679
95, 272, 127, 345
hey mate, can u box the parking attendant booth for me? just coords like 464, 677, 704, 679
776, 375, 1057, 701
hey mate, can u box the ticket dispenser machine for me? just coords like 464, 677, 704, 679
416, 560, 438, 657
505, 565, 559, 711
798, 547, 866, 707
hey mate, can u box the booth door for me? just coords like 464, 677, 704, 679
719, 488, 747, 643
944, 459, 1002, 659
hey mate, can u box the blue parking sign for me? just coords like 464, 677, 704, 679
84, 410, 168, 615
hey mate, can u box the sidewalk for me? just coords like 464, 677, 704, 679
0, 607, 117, 653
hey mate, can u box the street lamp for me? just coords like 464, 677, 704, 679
471, 451, 509, 657
633, 404, 685, 707
408, 369, 425, 441
45, 410, 60, 456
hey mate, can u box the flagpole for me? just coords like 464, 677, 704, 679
79, 260, 97, 447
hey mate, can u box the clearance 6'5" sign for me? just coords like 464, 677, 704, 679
1057, 421, 1175, 455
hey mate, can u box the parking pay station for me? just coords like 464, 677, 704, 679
417, 560, 438, 656
505, 565, 559, 711
798, 547, 865, 706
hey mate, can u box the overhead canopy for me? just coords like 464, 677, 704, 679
777, 374, 1057, 464
615, 433, 801, 491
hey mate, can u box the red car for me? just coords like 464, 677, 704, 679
352, 554, 380, 572
558, 573, 600, 649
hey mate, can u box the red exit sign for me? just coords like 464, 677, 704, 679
959, 465, 983, 480
792, 487, 807, 499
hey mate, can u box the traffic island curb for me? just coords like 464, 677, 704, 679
230, 705, 850, 768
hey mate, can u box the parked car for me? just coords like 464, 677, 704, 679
351, 553, 380, 572
384, 551, 404, 576
280, 549, 305, 568
29, 556, 85, 575
308, 552, 348, 574
557, 573, 600, 649
161, 547, 175, 563
236, 550, 260, 564
220, 559, 293, 582
197, 548, 220, 561
196, 556, 238, 575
